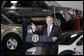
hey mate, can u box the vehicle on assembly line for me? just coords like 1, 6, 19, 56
1, 14, 41, 54
1, 14, 23, 53
1, 1, 67, 17
58, 31, 83, 55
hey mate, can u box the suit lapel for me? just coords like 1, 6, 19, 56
45, 28, 47, 35
43, 26, 47, 35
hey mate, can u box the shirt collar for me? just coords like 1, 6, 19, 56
48, 24, 53, 28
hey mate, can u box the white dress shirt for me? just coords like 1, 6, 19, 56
47, 24, 53, 36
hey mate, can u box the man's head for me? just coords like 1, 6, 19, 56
46, 16, 54, 26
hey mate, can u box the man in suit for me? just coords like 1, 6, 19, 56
31, 16, 62, 55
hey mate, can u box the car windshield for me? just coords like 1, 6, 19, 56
58, 31, 83, 45
3, 1, 48, 8
1, 14, 13, 25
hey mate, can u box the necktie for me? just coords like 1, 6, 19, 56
47, 26, 50, 36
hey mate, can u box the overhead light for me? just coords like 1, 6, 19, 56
11, 1, 18, 3
10, 6, 16, 9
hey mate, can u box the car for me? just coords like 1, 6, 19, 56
1, 14, 23, 53
1, 14, 36, 53
58, 31, 83, 55
2, 1, 67, 17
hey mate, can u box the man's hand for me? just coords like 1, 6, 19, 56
52, 37, 57, 42
31, 23, 36, 29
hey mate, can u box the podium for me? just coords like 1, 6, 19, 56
25, 34, 54, 55
26, 35, 53, 43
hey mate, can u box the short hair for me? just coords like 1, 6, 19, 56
45, 16, 53, 20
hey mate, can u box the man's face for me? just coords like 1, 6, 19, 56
46, 17, 53, 26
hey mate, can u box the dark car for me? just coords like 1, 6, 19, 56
2, 1, 68, 17
2, 1, 53, 17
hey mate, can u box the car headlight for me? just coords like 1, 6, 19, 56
1, 30, 5, 34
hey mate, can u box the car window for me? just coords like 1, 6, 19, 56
58, 32, 82, 45
1, 15, 11, 25
4, 1, 47, 8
